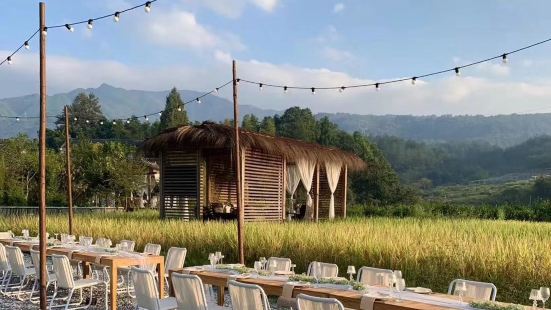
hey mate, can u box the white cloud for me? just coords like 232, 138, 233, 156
214, 50, 233, 64
321, 47, 354, 62
315, 25, 340, 44
333, 3, 345, 13
192, 0, 279, 19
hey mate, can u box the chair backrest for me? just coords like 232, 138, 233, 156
0, 231, 13, 239
132, 267, 161, 310
448, 279, 497, 301
30, 250, 54, 281
95, 237, 112, 248
165, 247, 187, 272
0, 243, 10, 272
357, 267, 394, 286
79, 236, 93, 246
144, 243, 162, 256
5, 246, 26, 276
172, 273, 208, 310
119, 240, 136, 252
267, 257, 292, 272
51, 254, 75, 289
297, 294, 345, 310
228, 280, 270, 310
307, 262, 339, 278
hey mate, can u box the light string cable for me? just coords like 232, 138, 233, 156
238, 37, 551, 92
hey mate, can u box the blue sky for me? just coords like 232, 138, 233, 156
2, 0, 551, 116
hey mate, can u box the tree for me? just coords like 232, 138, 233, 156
317, 116, 339, 146
159, 88, 189, 131
259, 116, 276, 136
242, 114, 260, 132
55, 93, 106, 138
275, 107, 318, 142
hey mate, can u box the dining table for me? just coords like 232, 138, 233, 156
0, 237, 165, 310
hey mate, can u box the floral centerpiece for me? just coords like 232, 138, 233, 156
289, 274, 366, 291
469, 301, 524, 310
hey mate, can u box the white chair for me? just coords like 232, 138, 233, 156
49, 254, 107, 309
0, 243, 11, 294
121, 243, 162, 296
0, 231, 14, 239
172, 273, 226, 310
29, 249, 56, 303
356, 267, 394, 286
132, 267, 177, 310
307, 262, 339, 278
117, 240, 136, 252
78, 236, 93, 247
163, 247, 187, 289
266, 257, 292, 272
448, 279, 497, 301
4, 245, 35, 300
228, 280, 270, 310
296, 294, 345, 310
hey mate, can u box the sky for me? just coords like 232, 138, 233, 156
2, 0, 551, 116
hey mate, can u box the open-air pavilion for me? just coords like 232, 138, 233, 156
143, 122, 366, 222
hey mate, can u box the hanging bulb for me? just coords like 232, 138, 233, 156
114, 12, 120, 22
7, 56, 12, 65
375, 83, 380, 91
214, 88, 219, 94
87, 19, 94, 30
85, 120, 90, 124
100, 121, 104, 125
144, 115, 149, 121
311, 87, 316, 95
158, 112, 162, 116
196, 98, 201, 104
74, 117, 78, 121
16, 117, 20, 122
112, 120, 117, 125
454, 67, 460, 77
126, 120, 130, 124
177, 105, 182, 112
284, 86, 288, 93
65, 24, 74, 32
339, 86, 345, 93
259, 83, 263, 91
24, 41, 30, 50
144, 1, 152, 13
42, 27, 48, 36
502, 53, 508, 64
236, 78, 240, 86
411, 77, 417, 85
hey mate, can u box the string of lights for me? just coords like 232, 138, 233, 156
239, 37, 551, 93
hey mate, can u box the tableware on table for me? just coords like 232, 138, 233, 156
254, 261, 263, 274
268, 260, 278, 277
530, 289, 542, 309
395, 278, 406, 302
312, 262, 322, 286
393, 270, 403, 279
259, 257, 267, 270
291, 264, 296, 273
22, 229, 29, 239
455, 280, 467, 302
541, 287, 550, 309
54, 233, 59, 241
347, 266, 356, 281
215, 251, 222, 264
406, 287, 432, 294
208, 253, 216, 269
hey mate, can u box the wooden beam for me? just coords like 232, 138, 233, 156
282, 158, 286, 222
64, 106, 74, 235
342, 165, 348, 218
233, 60, 245, 264
159, 153, 165, 219
38, 3, 48, 309
314, 163, 320, 222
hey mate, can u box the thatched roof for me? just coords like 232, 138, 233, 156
142, 123, 366, 171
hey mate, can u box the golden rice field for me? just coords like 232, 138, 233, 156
1, 210, 549, 305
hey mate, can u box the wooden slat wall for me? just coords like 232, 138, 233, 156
244, 149, 284, 222
207, 149, 237, 206
317, 166, 346, 219
161, 150, 199, 220
198, 156, 207, 219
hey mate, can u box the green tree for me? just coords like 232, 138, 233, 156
159, 88, 189, 131
242, 114, 260, 132
259, 116, 276, 136
56, 93, 106, 138
317, 116, 339, 146
275, 107, 318, 142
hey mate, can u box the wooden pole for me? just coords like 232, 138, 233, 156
233, 60, 245, 264
64, 106, 74, 235
314, 164, 320, 222
282, 158, 287, 222
342, 165, 348, 218
38, 3, 48, 309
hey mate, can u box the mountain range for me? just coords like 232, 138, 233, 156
3, 83, 551, 147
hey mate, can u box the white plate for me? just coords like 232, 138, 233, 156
406, 287, 432, 294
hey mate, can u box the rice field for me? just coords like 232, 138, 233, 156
1, 210, 550, 305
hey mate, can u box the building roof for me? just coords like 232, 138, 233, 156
142, 123, 366, 171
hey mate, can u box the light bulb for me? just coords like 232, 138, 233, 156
259, 83, 263, 91
74, 117, 78, 121
214, 88, 219, 94
196, 98, 201, 104
284, 86, 288, 93
100, 121, 104, 125
454, 67, 460, 77
126, 120, 130, 124
42, 27, 48, 36
411, 77, 417, 85
144, 115, 149, 121
339, 86, 345, 93
145, 1, 152, 13
502, 53, 508, 64
113, 120, 117, 125
177, 106, 182, 112
87, 19, 93, 30
65, 24, 74, 32
158, 112, 162, 116
85, 120, 90, 124
311, 87, 316, 95
24, 41, 30, 50
7, 56, 12, 65
16, 117, 20, 122
114, 12, 120, 22
236, 79, 240, 86
375, 83, 380, 91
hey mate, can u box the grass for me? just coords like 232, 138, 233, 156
1, 210, 549, 305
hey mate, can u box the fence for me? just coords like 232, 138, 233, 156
0, 206, 119, 216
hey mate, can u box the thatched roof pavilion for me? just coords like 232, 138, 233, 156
143, 123, 365, 221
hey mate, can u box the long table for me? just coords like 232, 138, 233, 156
168, 269, 489, 310
1, 238, 165, 310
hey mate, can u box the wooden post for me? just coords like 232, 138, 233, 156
314, 164, 320, 222
342, 165, 348, 218
282, 158, 287, 222
233, 60, 245, 264
64, 106, 74, 235
38, 3, 48, 309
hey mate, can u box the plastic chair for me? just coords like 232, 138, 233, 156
29, 249, 56, 303
121, 243, 162, 296
228, 280, 270, 310
49, 254, 107, 309
4, 245, 35, 300
172, 273, 228, 310
297, 294, 345, 310
0, 231, 14, 239
163, 247, 187, 289
356, 267, 394, 286
0, 243, 11, 294
132, 267, 177, 310
448, 279, 497, 301
118, 240, 136, 252
307, 262, 339, 278
266, 257, 292, 272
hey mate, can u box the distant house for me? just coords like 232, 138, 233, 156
143, 123, 365, 222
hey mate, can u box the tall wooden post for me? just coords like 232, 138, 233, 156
64, 106, 74, 234
342, 165, 348, 218
314, 164, 320, 222
233, 60, 245, 264
38, 2, 48, 309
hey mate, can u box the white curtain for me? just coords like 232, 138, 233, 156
286, 165, 301, 197
297, 159, 316, 220
325, 162, 342, 220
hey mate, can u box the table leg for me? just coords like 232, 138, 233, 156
82, 261, 90, 279
110, 265, 118, 310
217, 285, 225, 306
157, 259, 165, 297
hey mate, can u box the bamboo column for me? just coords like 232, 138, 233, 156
314, 164, 320, 222
38, 2, 48, 309
64, 106, 74, 235
342, 165, 348, 218
232, 60, 245, 264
